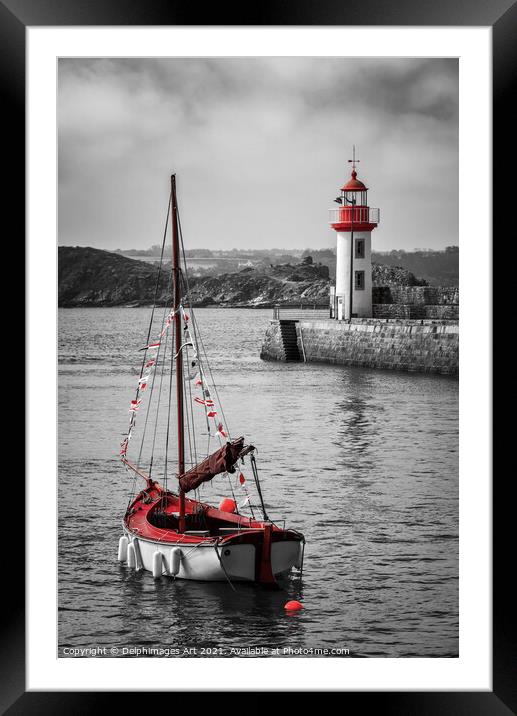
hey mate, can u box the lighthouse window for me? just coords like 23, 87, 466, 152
355, 270, 365, 290
355, 238, 365, 259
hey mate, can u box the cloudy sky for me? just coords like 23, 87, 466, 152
58, 58, 458, 252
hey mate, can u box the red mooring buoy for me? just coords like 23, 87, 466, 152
219, 498, 237, 513
284, 600, 303, 612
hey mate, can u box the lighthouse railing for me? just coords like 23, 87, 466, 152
328, 206, 380, 225
273, 305, 331, 321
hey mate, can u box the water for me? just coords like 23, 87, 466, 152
58, 307, 458, 658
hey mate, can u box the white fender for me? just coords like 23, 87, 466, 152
170, 547, 182, 576
127, 542, 136, 569
133, 538, 143, 570
117, 535, 128, 562
152, 551, 163, 579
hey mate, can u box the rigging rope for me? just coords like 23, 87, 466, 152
124, 186, 267, 525
126, 195, 171, 508
148, 302, 172, 479
177, 204, 232, 440
163, 320, 176, 489
137, 289, 171, 471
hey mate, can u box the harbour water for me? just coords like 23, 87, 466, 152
58, 307, 458, 658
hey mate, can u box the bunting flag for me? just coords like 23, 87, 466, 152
191, 363, 231, 442
119, 433, 131, 455
239, 495, 251, 508
239, 473, 246, 485
120, 306, 179, 460
140, 342, 160, 352
122, 304, 238, 463
129, 399, 141, 413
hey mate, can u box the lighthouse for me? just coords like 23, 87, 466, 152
329, 150, 380, 320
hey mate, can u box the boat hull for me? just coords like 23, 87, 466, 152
122, 527, 303, 583
120, 482, 304, 584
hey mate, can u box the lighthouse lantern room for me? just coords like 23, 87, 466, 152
329, 149, 380, 320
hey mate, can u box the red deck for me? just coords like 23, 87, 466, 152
125, 482, 299, 546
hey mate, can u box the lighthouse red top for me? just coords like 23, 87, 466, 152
341, 169, 368, 192
329, 150, 379, 232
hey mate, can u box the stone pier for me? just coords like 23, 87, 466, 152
261, 317, 458, 376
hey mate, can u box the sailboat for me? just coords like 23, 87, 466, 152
117, 175, 305, 585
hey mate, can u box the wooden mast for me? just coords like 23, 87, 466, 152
171, 174, 186, 532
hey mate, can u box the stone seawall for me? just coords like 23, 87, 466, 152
372, 304, 459, 320
371, 286, 459, 320
261, 318, 458, 376
372, 286, 459, 305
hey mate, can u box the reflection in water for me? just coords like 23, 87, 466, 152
59, 308, 458, 657
116, 572, 307, 655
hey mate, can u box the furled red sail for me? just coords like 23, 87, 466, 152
178, 437, 245, 493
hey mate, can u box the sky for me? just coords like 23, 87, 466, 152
58, 58, 458, 253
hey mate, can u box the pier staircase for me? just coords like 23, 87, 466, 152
279, 321, 301, 362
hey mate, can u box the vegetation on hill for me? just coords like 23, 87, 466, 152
113, 245, 458, 287
301, 247, 458, 287
59, 246, 166, 306
373, 247, 458, 287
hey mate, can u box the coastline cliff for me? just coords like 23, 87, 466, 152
58, 246, 427, 308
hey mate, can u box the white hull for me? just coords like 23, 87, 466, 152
120, 528, 302, 582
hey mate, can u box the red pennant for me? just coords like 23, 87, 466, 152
195, 397, 214, 407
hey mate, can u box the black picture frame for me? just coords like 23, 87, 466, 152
8, 0, 512, 711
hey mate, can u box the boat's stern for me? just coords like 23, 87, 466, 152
219, 525, 305, 585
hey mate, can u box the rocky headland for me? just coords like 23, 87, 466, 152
58, 246, 428, 308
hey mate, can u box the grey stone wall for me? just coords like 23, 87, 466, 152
260, 320, 287, 362
372, 304, 459, 320
261, 318, 458, 376
372, 286, 459, 306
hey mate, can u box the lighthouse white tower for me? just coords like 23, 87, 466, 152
329, 151, 379, 320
